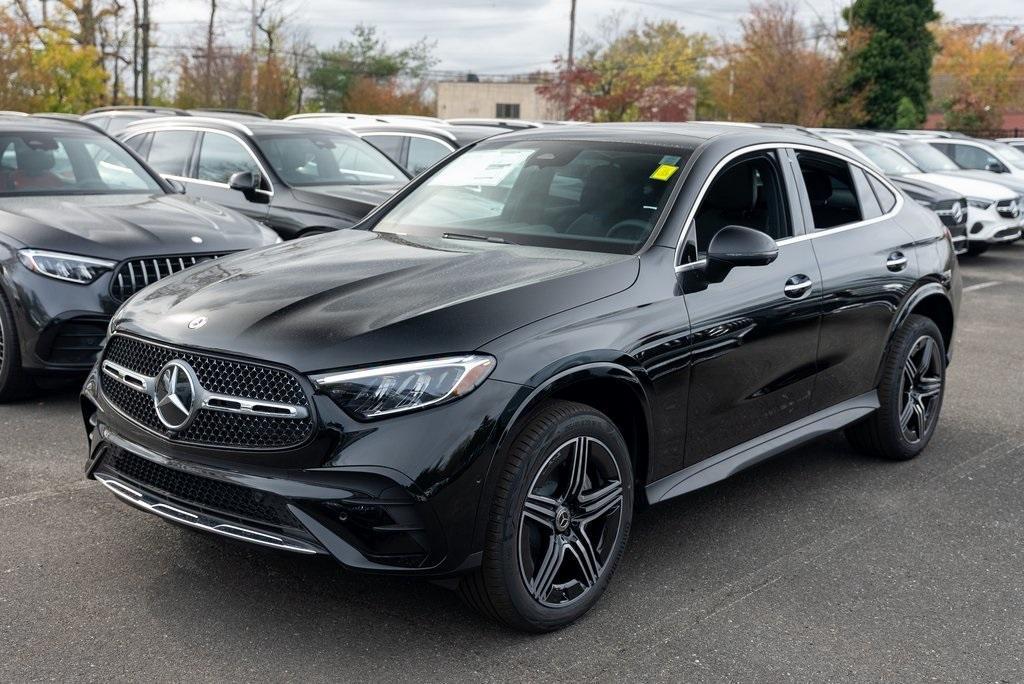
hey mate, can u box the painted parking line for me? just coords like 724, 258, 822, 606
963, 281, 1003, 293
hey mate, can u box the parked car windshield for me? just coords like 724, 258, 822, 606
373, 139, 692, 255
0, 130, 162, 196
852, 141, 920, 175
257, 132, 406, 187
896, 141, 962, 173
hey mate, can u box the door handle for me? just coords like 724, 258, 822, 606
784, 274, 813, 299
887, 252, 908, 271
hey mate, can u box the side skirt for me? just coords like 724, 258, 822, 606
645, 391, 879, 505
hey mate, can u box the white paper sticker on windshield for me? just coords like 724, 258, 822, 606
432, 148, 535, 187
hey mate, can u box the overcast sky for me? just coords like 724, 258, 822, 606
155, 0, 1024, 73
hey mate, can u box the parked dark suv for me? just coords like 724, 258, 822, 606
119, 118, 409, 239
83, 124, 960, 632
0, 116, 278, 399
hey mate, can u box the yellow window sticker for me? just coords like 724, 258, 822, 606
650, 164, 679, 181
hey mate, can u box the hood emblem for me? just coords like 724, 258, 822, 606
187, 316, 207, 330
191, 236, 203, 244
153, 360, 198, 430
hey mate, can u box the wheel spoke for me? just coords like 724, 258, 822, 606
529, 535, 566, 602
917, 377, 942, 398
899, 398, 915, 431
904, 356, 919, 382
565, 436, 589, 500
577, 480, 623, 524
564, 531, 600, 588
523, 493, 560, 530
917, 337, 936, 377
912, 397, 927, 435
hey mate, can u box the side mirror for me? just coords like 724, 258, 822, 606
229, 170, 261, 192
985, 161, 1004, 173
165, 178, 186, 194
704, 225, 779, 283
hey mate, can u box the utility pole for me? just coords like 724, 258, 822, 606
141, 0, 150, 104
132, 0, 140, 103
250, 0, 258, 110
41, 0, 48, 23
568, 0, 577, 68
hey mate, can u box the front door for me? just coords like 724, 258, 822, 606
183, 131, 270, 222
680, 150, 823, 465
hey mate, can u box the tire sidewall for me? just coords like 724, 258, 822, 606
881, 316, 946, 457
496, 406, 633, 630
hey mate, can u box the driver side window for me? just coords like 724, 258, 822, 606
693, 151, 791, 256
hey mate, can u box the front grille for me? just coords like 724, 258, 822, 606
110, 254, 228, 302
102, 447, 299, 528
996, 198, 1021, 219
100, 334, 314, 450
934, 199, 967, 227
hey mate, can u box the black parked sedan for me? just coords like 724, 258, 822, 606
119, 118, 409, 240
84, 123, 960, 631
0, 116, 278, 399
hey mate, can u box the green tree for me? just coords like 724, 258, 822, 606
829, 0, 938, 128
306, 25, 435, 112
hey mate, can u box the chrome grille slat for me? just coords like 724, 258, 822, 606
110, 253, 230, 302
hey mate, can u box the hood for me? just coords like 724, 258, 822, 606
291, 183, 404, 218
949, 169, 1024, 196
114, 230, 640, 373
890, 176, 961, 205
906, 173, 1016, 201
0, 193, 276, 258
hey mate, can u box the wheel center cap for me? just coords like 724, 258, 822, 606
554, 506, 571, 533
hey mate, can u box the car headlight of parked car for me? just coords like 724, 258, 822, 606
311, 355, 495, 420
967, 198, 994, 210
18, 249, 116, 284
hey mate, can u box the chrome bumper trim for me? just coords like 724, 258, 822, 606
95, 473, 321, 555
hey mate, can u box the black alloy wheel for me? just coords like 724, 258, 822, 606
0, 288, 33, 401
459, 400, 633, 632
846, 314, 946, 460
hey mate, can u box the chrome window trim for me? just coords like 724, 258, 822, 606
358, 131, 458, 148
673, 141, 905, 272
122, 126, 275, 196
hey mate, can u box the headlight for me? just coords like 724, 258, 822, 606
967, 198, 993, 210
312, 355, 495, 420
18, 249, 115, 284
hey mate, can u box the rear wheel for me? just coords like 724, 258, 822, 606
459, 400, 633, 632
0, 288, 34, 402
846, 314, 945, 460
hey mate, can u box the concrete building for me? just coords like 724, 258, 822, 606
436, 80, 562, 121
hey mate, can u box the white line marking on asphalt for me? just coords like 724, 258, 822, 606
963, 281, 1002, 293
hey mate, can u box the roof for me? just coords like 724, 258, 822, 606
340, 122, 503, 146
0, 114, 106, 134
120, 115, 361, 139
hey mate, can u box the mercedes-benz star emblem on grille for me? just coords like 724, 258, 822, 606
1011, 200, 1021, 219
153, 360, 198, 430
188, 316, 207, 329
951, 203, 964, 224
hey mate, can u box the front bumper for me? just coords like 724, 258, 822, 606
82, 363, 527, 577
966, 207, 1024, 244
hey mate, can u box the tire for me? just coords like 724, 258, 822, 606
966, 241, 989, 256
458, 400, 633, 632
846, 314, 946, 461
0, 287, 34, 402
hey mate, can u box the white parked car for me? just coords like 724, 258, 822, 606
996, 138, 1024, 154
927, 137, 1024, 181
854, 137, 1022, 255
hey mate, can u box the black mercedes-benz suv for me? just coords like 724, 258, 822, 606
118, 118, 410, 240
83, 123, 961, 632
0, 116, 278, 400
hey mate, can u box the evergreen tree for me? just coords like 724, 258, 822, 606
830, 0, 938, 128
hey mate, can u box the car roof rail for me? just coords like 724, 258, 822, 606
189, 107, 268, 118
84, 105, 190, 116
25, 113, 107, 133
123, 115, 255, 136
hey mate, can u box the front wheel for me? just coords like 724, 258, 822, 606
459, 400, 633, 632
0, 288, 33, 402
846, 314, 946, 460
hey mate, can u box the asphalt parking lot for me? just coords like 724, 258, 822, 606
3, 244, 1024, 682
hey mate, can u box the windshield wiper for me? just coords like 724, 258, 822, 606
442, 232, 512, 244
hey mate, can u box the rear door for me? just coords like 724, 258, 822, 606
789, 148, 918, 411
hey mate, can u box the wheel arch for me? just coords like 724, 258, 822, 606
881, 282, 955, 385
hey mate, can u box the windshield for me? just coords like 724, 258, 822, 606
0, 131, 162, 196
897, 141, 961, 173
373, 140, 691, 255
258, 132, 406, 187
989, 141, 1024, 170
852, 141, 920, 175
